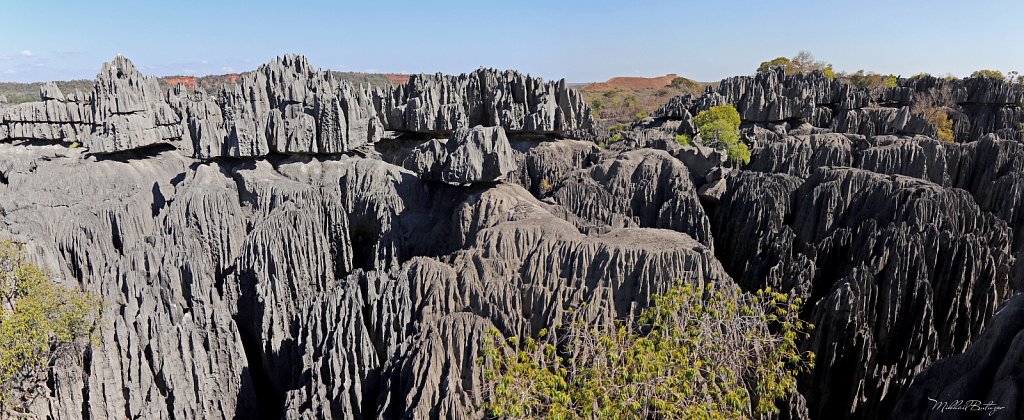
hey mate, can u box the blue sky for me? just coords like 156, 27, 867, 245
1, 0, 1022, 83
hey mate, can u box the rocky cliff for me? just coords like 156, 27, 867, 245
0, 56, 1021, 420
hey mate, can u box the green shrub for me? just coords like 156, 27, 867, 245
759, 51, 833, 78
935, 113, 954, 143
480, 283, 814, 419
589, 99, 605, 118
971, 69, 1005, 80
911, 85, 955, 143
538, 178, 554, 195
675, 134, 692, 146
758, 57, 792, 73
607, 133, 622, 144
634, 112, 649, 121
822, 65, 836, 79
847, 70, 900, 90
0, 241, 100, 412
694, 105, 750, 165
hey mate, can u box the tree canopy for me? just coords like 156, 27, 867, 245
694, 105, 750, 165
480, 282, 814, 419
0, 240, 100, 413
758, 51, 835, 78
971, 69, 1005, 80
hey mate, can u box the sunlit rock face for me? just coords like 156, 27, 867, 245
1, 55, 1022, 420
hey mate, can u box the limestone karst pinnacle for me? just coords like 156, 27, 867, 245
0, 54, 1022, 419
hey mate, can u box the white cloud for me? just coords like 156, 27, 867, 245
19, 50, 33, 57
221, 66, 234, 72
3, 69, 16, 74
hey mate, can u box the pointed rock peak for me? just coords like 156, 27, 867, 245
98, 54, 144, 81
40, 82, 65, 102
262, 54, 316, 77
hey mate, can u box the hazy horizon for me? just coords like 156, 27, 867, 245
2, 0, 1023, 84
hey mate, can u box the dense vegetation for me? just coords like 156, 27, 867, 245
480, 282, 814, 419
694, 105, 750, 165
757, 51, 835, 78
0, 241, 99, 414
911, 85, 956, 142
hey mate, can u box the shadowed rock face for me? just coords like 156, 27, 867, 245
402, 125, 515, 184
0, 55, 1022, 420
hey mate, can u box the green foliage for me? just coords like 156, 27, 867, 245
607, 123, 628, 133
589, 98, 605, 118
669, 76, 700, 93
0, 241, 100, 412
480, 283, 814, 419
971, 69, 1005, 80
634, 112, 649, 121
538, 178, 554, 196
675, 134, 692, 146
759, 51, 833, 78
607, 133, 623, 144
846, 70, 900, 90
934, 113, 954, 143
693, 105, 750, 165
911, 85, 955, 143
822, 65, 836, 79
758, 57, 791, 73
693, 105, 741, 129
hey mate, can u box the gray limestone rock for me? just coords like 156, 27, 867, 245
891, 294, 1024, 420
3, 53, 1024, 420
383, 68, 594, 137
402, 125, 515, 185
83, 55, 185, 153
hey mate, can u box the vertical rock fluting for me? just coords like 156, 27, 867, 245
1, 54, 1023, 420
549, 148, 714, 247
382, 68, 594, 137
637, 66, 1024, 147
712, 148, 1019, 419
794, 169, 1013, 419
891, 294, 1024, 420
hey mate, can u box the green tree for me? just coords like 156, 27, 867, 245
0, 240, 100, 413
758, 57, 792, 73
847, 70, 900, 90
971, 69, 1005, 80
759, 51, 834, 78
694, 105, 750, 165
480, 283, 814, 419
911, 85, 956, 143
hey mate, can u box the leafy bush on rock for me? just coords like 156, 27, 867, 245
480, 282, 814, 419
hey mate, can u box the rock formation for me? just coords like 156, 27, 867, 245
0, 55, 1021, 420
402, 125, 515, 184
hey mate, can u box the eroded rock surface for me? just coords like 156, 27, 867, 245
1, 55, 1022, 420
